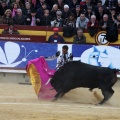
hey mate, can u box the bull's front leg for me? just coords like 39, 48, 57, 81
51, 89, 63, 102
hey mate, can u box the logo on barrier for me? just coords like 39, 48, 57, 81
95, 31, 109, 45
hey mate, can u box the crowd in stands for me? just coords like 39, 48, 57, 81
0, 0, 120, 43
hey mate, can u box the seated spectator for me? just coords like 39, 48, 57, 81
13, 8, 26, 25
26, 9, 40, 26
51, 10, 65, 27
48, 27, 65, 43
109, 8, 117, 22
95, 6, 107, 22
36, 0, 46, 10
116, 1, 120, 15
69, 0, 80, 13
76, 12, 89, 29
11, 2, 20, 18
116, 14, 120, 29
87, 15, 99, 37
2, 9, 13, 24
65, 13, 76, 27
56, 0, 64, 10
104, 0, 118, 10
50, 4, 58, 20
22, 2, 32, 16
73, 28, 86, 44
85, 6, 94, 20
0, 1, 8, 16
13, 0, 24, 8
36, 2, 47, 18
99, 14, 113, 30
94, 0, 102, 14
74, 5, 81, 19
40, 9, 51, 26
2, 22, 19, 34
81, 0, 93, 14
62, 4, 71, 21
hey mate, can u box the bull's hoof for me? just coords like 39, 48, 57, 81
51, 97, 57, 102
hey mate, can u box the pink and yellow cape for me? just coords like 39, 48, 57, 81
26, 56, 56, 100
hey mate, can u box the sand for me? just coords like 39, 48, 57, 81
0, 80, 120, 120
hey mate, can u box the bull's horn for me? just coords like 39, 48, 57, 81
45, 78, 52, 85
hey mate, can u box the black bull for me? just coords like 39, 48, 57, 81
50, 61, 119, 105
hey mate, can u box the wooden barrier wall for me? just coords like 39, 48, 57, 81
0, 25, 120, 45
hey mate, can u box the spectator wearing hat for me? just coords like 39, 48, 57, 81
51, 10, 65, 27
2, 9, 13, 24
2, 22, 19, 34
74, 5, 81, 19
47, 27, 65, 43
13, 8, 26, 25
40, 9, 52, 26
76, 12, 89, 29
26, 9, 40, 26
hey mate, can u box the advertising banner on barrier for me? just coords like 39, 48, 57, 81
0, 41, 120, 71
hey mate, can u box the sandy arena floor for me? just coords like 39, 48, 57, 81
0, 79, 120, 120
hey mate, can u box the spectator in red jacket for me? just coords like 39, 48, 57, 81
87, 15, 99, 37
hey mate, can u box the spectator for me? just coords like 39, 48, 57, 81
81, 0, 93, 14
50, 4, 58, 20
65, 13, 76, 27
62, 4, 71, 21
95, 6, 106, 22
74, 5, 81, 19
87, 15, 99, 37
22, 2, 32, 16
69, 0, 79, 13
85, 6, 94, 20
109, 8, 117, 22
48, 27, 65, 43
0, 1, 8, 16
2, 9, 13, 24
116, 1, 120, 15
11, 2, 20, 18
56, 0, 64, 10
26, 9, 40, 26
36, 2, 47, 18
51, 10, 65, 27
2, 22, 19, 34
56, 45, 73, 69
76, 12, 89, 29
73, 28, 86, 44
104, 0, 118, 10
13, 0, 24, 8
116, 14, 120, 29
94, 1, 102, 14
40, 9, 51, 26
99, 14, 113, 30
36, 0, 46, 9
13, 8, 26, 25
